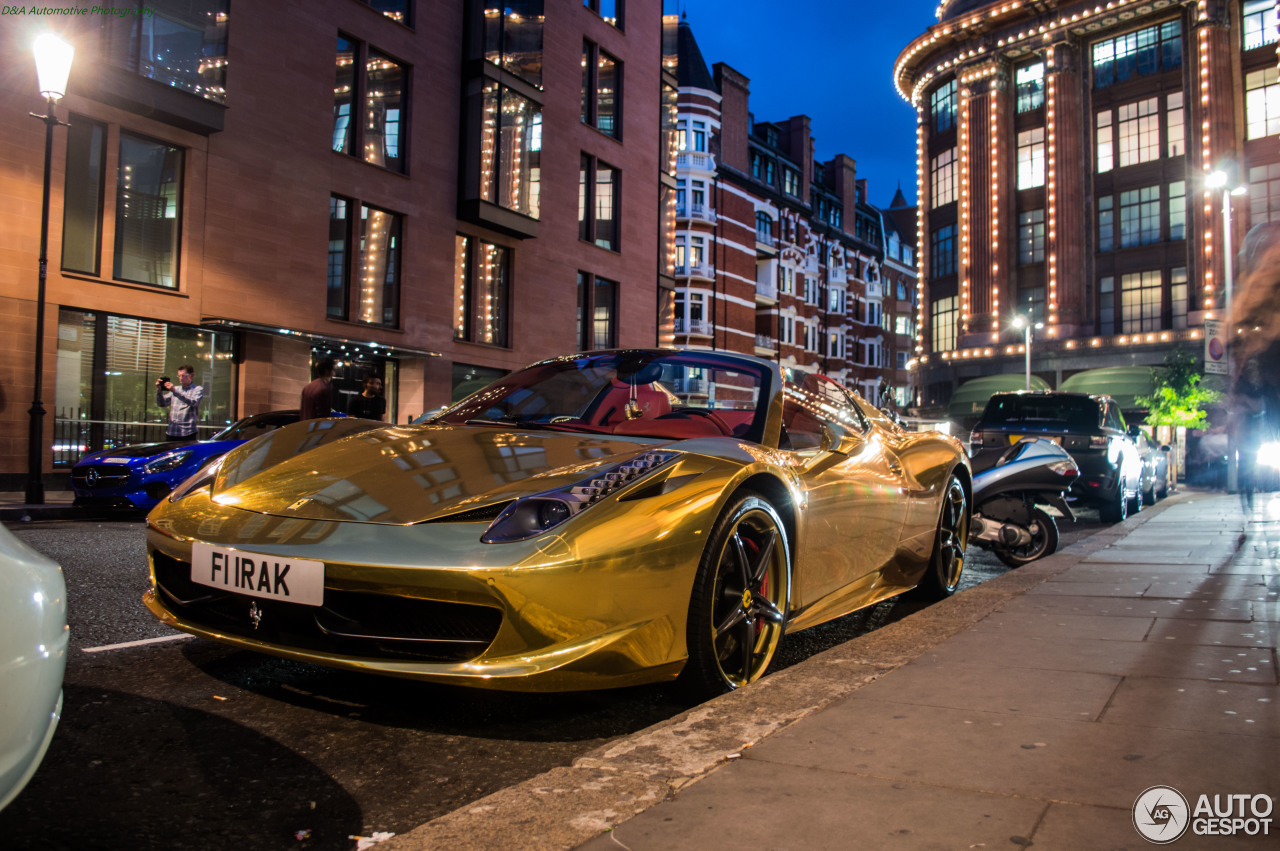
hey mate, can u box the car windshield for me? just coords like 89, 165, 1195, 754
434, 351, 771, 442
210, 412, 299, 442
981, 395, 1102, 431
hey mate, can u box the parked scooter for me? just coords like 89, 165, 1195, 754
970, 437, 1080, 568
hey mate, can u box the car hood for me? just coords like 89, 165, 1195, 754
81, 440, 221, 464
209, 424, 676, 525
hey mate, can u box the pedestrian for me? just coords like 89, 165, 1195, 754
156, 364, 204, 440
300, 358, 337, 419
348, 374, 387, 421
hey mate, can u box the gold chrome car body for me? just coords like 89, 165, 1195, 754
144, 351, 969, 692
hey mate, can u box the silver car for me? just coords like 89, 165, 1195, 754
0, 524, 68, 811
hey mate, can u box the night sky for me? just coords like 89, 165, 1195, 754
674, 0, 944, 209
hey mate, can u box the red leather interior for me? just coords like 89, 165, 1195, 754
587, 381, 672, 427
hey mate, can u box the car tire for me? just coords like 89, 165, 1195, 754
1143, 480, 1156, 505
1099, 479, 1128, 523
1128, 482, 1143, 516
676, 492, 790, 701
994, 507, 1059, 568
909, 475, 968, 600
1157, 476, 1169, 499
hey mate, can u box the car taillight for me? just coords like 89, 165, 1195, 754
1049, 460, 1077, 476
1090, 434, 1108, 449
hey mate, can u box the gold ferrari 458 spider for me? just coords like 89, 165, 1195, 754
144, 349, 970, 699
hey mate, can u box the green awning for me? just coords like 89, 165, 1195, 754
1059, 366, 1165, 411
948, 374, 1051, 420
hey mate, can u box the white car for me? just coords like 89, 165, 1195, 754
0, 523, 68, 811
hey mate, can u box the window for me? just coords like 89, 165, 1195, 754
362, 0, 412, 25
661, 81, 678, 173
477, 83, 542, 218
1120, 270, 1162, 332
783, 168, 800, 196
577, 272, 617, 349
779, 265, 795, 295
756, 211, 773, 243
677, 118, 706, 152
579, 155, 619, 250
61, 116, 106, 276
453, 234, 510, 345
584, 0, 622, 28
866, 301, 883, 327
114, 133, 183, 289
334, 36, 407, 174
931, 295, 957, 352
1096, 111, 1114, 173
482, 0, 543, 88
1017, 286, 1046, 324
803, 276, 819, 305
1092, 20, 1182, 89
330, 197, 401, 326
1016, 62, 1045, 113
1244, 0, 1278, 50
1118, 98, 1160, 167
1098, 196, 1114, 251
895, 315, 914, 336
1119, 185, 1160, 248
1166, 91, 1184, 157
674, 290, 707, 334
931, 224, 957, 278
1017, 128, 1045, 189
1099, 276, 1115, 333
1245, 67, 1280, 139
100, 0, 228, 103
751, 151, 775, 184
1168, 181, 1186, 240
931, 79, 956, 133
779, 313, 795, 345
1171, 267, 1188, 329
676, 234, 706, 270
1018, 209, 1045, 264
582, 41, 621, 139
1249, 162, 1280, 224
931, 148, 957, 206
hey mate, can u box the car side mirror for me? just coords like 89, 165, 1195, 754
1160, 445, 1171, 452
1126, 424, 1141, 437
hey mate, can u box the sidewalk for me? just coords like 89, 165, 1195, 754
383, 490, 1279, 850
0, 489, 80, 522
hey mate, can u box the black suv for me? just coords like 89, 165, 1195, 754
970, 391, 1145, 522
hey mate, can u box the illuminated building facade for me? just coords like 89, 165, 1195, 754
671, 19, 914, 405
0, 1, 674, 486
897, 0, 1279, 416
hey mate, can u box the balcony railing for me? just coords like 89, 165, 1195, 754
754, 334, 776, 350
676, 151, 716, 171
676, 202, 716, 223
755, 279, 778, 301
675, 262, 715, 280
674, 318, 714, 337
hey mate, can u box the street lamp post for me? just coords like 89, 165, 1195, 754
25, 34, 74, 506
1207, 169, 1248, 493
1011, 314, 1044, 391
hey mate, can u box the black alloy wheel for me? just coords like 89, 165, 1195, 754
1099, 478, 1128, 523
911, 475, 968, 600
678, 493, 790, 701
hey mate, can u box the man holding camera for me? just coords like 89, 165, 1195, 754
156, 364, 204, 440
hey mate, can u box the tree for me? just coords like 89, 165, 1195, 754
1136, 348, 1222, 431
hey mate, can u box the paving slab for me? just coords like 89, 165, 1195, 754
1099, 678, 1280, 737
1028, 579, 1155, 597
998, 594, 1254, 621
576, 760, 1052, 851
1034, 801, 1267, 851
744, 698, 1279, 810
915, 631, 1277, 683
1147, 618, 1277, 648
965, 610, 1155, 642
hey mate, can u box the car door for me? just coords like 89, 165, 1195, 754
783, 377, 911, 627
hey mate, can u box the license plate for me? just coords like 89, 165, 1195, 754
1008, 434, 1061, 445
191, 543, 325, 606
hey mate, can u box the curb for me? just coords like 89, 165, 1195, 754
382, 491, 1219, 851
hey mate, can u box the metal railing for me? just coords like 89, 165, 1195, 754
53, 408, 225, 466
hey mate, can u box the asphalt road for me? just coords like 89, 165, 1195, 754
0, 507, 1113, 850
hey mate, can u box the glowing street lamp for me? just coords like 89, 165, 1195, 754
1011, 314, 1043, 392
25, 34, 74, 506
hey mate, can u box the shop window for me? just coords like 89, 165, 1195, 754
453, 234, 510, 346
334, 35, 407, 174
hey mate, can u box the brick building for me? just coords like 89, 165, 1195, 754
0, 1, 675, 488
897, 0, 1280, 420
670, 19, 914, 406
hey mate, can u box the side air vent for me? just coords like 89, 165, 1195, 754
424, 501, 515, 523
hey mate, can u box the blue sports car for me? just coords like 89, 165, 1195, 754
71, 410, 300, 512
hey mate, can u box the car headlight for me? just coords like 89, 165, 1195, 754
141, 450, 194, 475
1259, 441, 1280, 470
481, 450, 679, 544
168, 455, 225, 503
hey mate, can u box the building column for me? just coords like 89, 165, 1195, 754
1195, 0, 1238, 314
1046, 40, 1088, 338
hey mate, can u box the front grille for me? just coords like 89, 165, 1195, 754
152, 552, 502, 663
72, 465, 132, 489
